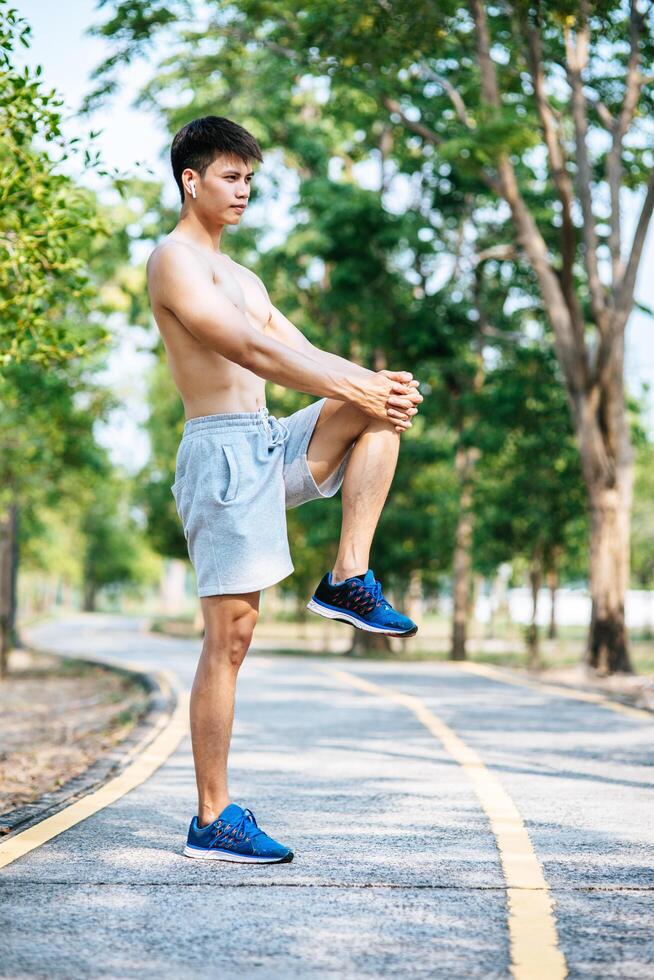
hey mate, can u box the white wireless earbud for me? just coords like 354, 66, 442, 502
190, 180, 197, 199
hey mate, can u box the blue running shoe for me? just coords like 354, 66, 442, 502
183, 803, 293, 864
307, 568, 418, 637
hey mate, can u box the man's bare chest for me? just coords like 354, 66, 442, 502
211, 257, 269, 329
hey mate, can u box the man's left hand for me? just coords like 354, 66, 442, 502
378, 370, 423, 431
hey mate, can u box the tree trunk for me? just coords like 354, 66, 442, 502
486, 563, 511, 640
485, 576, 496, 640
61, 578, 74, 610
526, 555, 542, 670
450, 444, 479, 661
578, 341, 634, 674
0, 503, 19, 679
405, 568, 422, 625
83, 581, 97, 612
584, 483, 633, 674
295, 593, 310, 623
9, 504, 18, 639
348, 629, 391, 656
547, 567, 559, 640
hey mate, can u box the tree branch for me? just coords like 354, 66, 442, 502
564, 2, 608, 336
218, 20, 299, 61
450, 196, 474, 283
420, 67, 475, 128
587, 95, 615, 130
469, 0, 500, 107
474, 244, 517, 264
383, 94, 501, 194
615, 167, 654, 326
382, 96, 442, 146
607, 0, 646, 287
591, 168, 654, 391
523, 9, 584, 345
468, 0, 587, 406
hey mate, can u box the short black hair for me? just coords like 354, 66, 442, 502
170, 116, 263, 204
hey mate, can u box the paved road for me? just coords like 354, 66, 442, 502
2, 614, 654, 979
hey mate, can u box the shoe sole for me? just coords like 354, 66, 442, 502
183, 844, 293, 864
306, 597, 418, 637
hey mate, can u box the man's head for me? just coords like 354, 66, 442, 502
170, 116, 263, 221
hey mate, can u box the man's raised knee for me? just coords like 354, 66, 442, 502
360, 415, 402, 436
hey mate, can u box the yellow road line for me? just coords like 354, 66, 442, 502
454, 661, 653, 722
320, 666, 567, 980
0, 674, 189, 871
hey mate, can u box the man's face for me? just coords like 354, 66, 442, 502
194, 154, 253, 224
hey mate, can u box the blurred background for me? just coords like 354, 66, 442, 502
2, 0, 654, 683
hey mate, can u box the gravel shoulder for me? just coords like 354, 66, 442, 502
0, 646, 150, 829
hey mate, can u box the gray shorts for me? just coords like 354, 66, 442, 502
170, 397, 354, 597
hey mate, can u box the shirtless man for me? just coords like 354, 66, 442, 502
146, 116, 424, 865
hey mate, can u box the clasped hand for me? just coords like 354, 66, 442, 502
378, 369, 424, 433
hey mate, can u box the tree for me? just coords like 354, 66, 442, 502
258, 0, 653, 672
0, 4, 139, 672
462, 0, 653, 673
473, 344, 588, 667
0, 358, 115, 674
0, 3, 111, 365
137, 350, 191, 561
81, 473, 156, 611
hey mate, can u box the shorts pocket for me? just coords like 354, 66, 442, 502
221, 445, 239, 503
206, 441, 240, 506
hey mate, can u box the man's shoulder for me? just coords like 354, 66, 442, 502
147, 235, 197, 266
147, 236, 214, 285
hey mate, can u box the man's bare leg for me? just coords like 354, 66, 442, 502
191, 591, 260, 827
331, 418, 400, 582
305, 400, 404, 584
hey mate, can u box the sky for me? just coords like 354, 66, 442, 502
18, 0, 654, 472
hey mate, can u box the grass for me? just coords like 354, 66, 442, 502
149, 610, 654, 675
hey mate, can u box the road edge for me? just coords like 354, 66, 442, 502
0, 640, 181, 840
454, 660, 654, 721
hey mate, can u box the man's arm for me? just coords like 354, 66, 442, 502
265, 303, 422, 421
149, 243, 418, 424
265, 304, 378, 384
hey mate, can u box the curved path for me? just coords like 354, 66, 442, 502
1, 614, 653, 979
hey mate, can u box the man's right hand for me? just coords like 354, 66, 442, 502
356, 370, 424, 432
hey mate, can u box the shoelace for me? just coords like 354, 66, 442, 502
211, 808, 265, 848
343, 576, 390, 611
368, 578, 392, 609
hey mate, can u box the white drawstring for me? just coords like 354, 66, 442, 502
258, 406, 289, 447
265, 415, 289, 447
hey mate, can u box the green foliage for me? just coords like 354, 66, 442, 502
0, 358, 114, 509
0, 4, 116, 365
81, 473, 159, 597
135, 351, 188, 560
0, 6, 176, 622
472, 345, 588, 578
